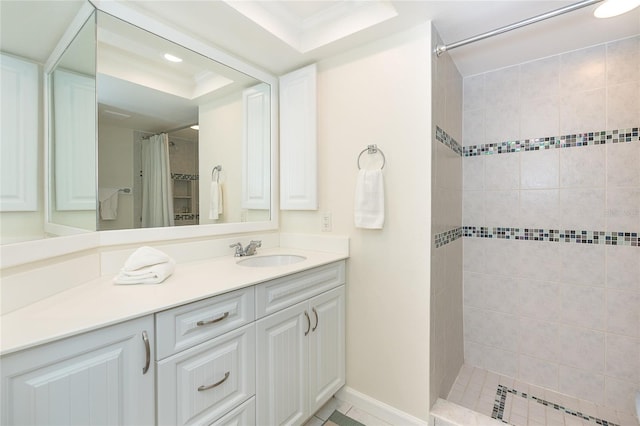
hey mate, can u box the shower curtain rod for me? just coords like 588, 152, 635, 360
141, 123, 198, 140
434, 0, 603, 56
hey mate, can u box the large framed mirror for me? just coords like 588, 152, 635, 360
47, 3, 277, 239
1, 0, 278, 256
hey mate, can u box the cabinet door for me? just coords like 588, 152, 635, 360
279, 64, 317, 211
242, 83, 271, 210
256, 302, 309, 426
1, 315, 155, 426
52, 69, 96, 211
308, 286, 345, 414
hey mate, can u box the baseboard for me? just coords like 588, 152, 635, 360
336, 386, 429, 426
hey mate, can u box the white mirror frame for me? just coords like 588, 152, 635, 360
2, 0, 279, 269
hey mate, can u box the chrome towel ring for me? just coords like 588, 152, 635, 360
211, 165, 222, 182
357, 144, 386, 170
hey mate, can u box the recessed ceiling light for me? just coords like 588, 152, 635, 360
594, 0, 640, 18
164, 53, 183, 62
190, 125, 199, 130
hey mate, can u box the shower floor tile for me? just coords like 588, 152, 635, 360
447, 365, 639, 426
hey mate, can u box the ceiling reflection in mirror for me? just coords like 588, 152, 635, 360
95, 11, 271, 231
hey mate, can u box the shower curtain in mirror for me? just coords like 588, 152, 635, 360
141, 133, 175, 227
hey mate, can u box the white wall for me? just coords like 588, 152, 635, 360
98, 123, 134, 230
280, 24, 433, 421
462, 36, 639, 415
199, 94, 243, 224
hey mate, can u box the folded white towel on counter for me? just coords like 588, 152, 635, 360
114, 259, 175, 285
354, 169, 385, 229
123, 246, 172, 272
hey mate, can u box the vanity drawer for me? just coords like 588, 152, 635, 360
156, 287, 254, 360
255, 261, 345, 319
157, 324, 256, 426
210, 396, 255, 426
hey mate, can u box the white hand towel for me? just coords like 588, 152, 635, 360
354, 169, 385, 229
114, 259, 175, 285
209, 182, 223, 220
123, 246, 172, 272
98, 188, 119, 220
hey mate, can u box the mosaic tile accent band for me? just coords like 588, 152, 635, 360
463, 127, 639, 157
492, 385, 620, 426
171, 173, 199, 181
434, 227, 463, 248
463, 226, 639, 247
435, 126, 463, 156
174, 213, 199, 221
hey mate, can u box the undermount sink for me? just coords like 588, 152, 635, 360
236, 254, 306, 267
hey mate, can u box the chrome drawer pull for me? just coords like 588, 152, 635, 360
142, 330, 150, 375
198, 372, 230, 391
312, 307, 318, 332
196, 312, 229, 327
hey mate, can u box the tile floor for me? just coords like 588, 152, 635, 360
304, 397, 392, 426
447, 364, 639, 426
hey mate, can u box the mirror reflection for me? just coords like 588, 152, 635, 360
95, 11, 271, 231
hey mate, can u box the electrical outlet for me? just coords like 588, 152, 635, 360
321, 212, 332, 232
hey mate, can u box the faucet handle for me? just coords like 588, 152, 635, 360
229, 242, 243, 257
244, 240, 262, 256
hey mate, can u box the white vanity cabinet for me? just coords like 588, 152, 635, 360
0, 315, 155, 426
155, 287, 256, 426
0, 257, 347, 426
255, 261, 346, 426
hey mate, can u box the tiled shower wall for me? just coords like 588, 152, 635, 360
462, 36, 639, 414
430, 27, 464, 406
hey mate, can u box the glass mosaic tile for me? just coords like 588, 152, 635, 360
434, 227, 463, 248
462, 226, 639, 247
435, 126, 463, 156
493, 385, 620, 426
171, 173, 199, 181
462, 128, 639, 157
174, 213, 199, 221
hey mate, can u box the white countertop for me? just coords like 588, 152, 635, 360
0, 247, 347, 356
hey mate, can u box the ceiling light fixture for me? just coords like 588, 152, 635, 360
594, 0, 640, 18
163, 53, 183, 63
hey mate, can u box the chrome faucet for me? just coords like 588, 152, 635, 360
230, 240, 262, 257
